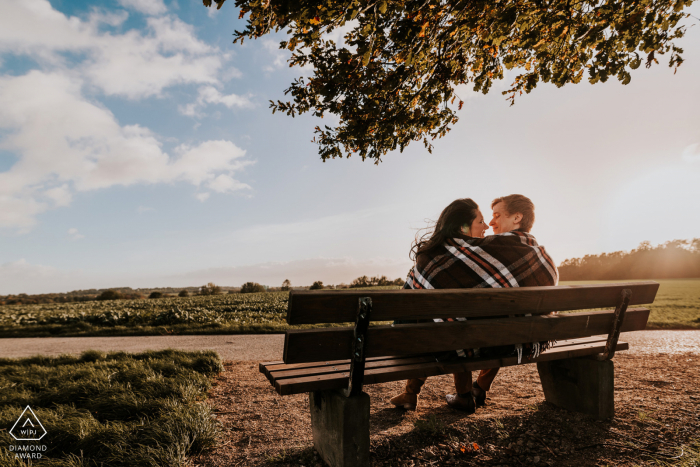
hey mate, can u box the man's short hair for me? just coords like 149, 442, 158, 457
491, 194, 535, 232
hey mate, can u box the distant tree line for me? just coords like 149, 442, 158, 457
0, 274, 411, 306
559, 239, 700, 281
349, 276, 404, 288
0, 283, 226, 306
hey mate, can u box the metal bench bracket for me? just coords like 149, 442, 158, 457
345, 297, 372, 397
596, 288, 632, 361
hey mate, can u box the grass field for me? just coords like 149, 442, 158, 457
0, 279, 698, 338
0, 349, 222, 466
560, 279, 700, 329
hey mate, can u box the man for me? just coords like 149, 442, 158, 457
466, 194, 558, 408
489, 194, 534, 235
390, 194, 558, 412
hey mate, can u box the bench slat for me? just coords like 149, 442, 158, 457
272, 338, 628, 395
267, 335, 609, 381
259, 355, 432, 382
287, 282, 659, 324
283, 308, 649, 364
270, 356, 438, 380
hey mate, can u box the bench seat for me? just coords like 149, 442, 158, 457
261, 334, 628, 395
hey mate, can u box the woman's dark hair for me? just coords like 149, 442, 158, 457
410, 198, 479, 261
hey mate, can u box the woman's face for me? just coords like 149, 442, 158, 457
469, 209, 489, 238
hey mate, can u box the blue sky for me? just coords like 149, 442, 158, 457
1, 0, 699, 294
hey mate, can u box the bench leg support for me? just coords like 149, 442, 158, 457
537, 357, 614, 420
309, 390, 370, 467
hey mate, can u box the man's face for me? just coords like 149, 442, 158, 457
489, 202, 521, 234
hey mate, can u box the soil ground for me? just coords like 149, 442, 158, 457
195, 334, 700, 467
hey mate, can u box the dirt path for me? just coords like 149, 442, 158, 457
0, 334, 284, 361
0, 330, 697, 361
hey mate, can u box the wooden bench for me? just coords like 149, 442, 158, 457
260, 281, 659, 467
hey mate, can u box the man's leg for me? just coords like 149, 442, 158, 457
473, 368, 499, 406
390, 378, 426, 410
476, 368, 499, 391
446, 372, 476, 413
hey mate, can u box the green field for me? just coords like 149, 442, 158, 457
0, 279, 698, 338
560, 278, 700, 330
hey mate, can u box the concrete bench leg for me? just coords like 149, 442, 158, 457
537, 357, 614, 420
309, 389, 370, 467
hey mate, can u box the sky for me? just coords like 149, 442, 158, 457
1, 0, 699, 294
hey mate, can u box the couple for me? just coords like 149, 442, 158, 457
390, 194, 559, 414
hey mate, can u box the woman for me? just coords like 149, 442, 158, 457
390, 198, 494, 413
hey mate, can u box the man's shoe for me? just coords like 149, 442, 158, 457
445, 393, 476, 413
472, 381, 486, 407
390, 392, 417, 410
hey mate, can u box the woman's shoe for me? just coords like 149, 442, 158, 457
472, 381, 486, 407
445, 393, 476, 414
390, 392, 417, 410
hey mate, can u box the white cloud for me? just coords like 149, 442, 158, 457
0, 256, 411, 294
0, 196, 47, 231
208, 174, 251, 193
68, 227, 85, 240
180, 85, 254, 117
167, 256, 411, 289
118, 0, 167, 16
0, 1, 223, 99
0, 71, 253, 229
137, 205, 155, 213
195, 192, 210, 202
0, 259, 59, 287
221, 66, 243, 81
0, 259, 113, 294
44, 184, 73, 207
682, 143, 700, 162
263, 39, 288, 71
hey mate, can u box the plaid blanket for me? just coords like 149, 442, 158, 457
405, 230, 559, 361
406, 230, 558, 290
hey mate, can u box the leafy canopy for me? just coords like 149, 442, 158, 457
204, 0, 694, 163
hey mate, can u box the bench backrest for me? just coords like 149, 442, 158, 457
283, 281, 659, 364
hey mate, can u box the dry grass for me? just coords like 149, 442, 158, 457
195, 352, 700, 467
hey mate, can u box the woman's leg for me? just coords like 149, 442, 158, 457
390, 377, 427, 410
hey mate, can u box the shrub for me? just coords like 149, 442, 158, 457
199, 282, 222, 296
309, 281, 324, 290
350, 275, 403, 288
149, 292, 163, 299
97, 290, 121, 301
240, 282, 266, 293
178, 289, 190, 297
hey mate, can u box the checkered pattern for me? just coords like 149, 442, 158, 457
406, 230, 559, 290
404, 231, 559, 359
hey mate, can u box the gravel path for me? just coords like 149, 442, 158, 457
0, 330, 697, 361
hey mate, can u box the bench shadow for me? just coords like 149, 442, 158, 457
370, 401, 619, 466
260, 400, 623, 466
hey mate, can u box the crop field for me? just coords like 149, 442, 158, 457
0, 292, 292, 338
0, 280, 698, 338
